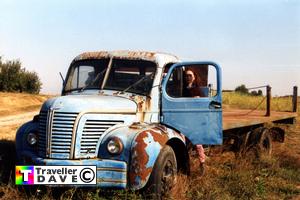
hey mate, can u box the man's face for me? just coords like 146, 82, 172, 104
185, 70, 195, 85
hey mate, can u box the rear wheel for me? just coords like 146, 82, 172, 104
245, 128, 272, 159
145, 145, 177, 199
257, 128, 272, 156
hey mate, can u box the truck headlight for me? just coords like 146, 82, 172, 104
27, 133, 38, 146
107, 137, 123, 155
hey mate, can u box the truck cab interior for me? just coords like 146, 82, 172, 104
165, 65, 210, 98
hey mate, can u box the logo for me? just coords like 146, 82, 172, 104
16, 166, 96, 185
16, 166, 34, 185
79, 168, 95, 183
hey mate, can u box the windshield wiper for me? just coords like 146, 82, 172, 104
121, 72, 155, 94
80, 68, 107, 92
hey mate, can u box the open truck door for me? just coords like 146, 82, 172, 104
161, 62, 223, 144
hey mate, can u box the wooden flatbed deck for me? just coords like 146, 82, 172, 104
223, 109, 298, 131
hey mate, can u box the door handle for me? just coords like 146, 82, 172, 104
209, 101, 222, 109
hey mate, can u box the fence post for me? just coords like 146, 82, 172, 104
293, 86, 298, 112
266, 85, 271, 116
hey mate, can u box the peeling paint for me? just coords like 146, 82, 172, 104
129, 131, 152, 187
149, 128, 169, 145
129, 125, 183, 189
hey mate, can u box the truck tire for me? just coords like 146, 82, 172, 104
246, 127, 272, 159
257, 128, 272, 156
145, 145, 177, 199
269, 127, 285, 142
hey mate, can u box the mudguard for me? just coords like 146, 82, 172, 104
128, 125, 185, 190
15, 120, 39, 163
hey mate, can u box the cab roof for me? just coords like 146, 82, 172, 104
73, 50, 179, 63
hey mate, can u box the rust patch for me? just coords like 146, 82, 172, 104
129, 131, 152, 186
156, 124, 168, 132
126, 51, 155, 59
137, 101, 143, 112
150, 128, 169, 146
145, 96, 151, 110
75, 51, 110, 61
128, 95, 145, 109
129, 126, 175, 188
130, 95, 147, 122
156, 124, 186, 141
129, 127, 169, 187
73, 50, 158, 62
129, 122, 146, 129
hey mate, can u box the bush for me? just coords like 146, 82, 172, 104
235, 85, 263, 96
235, 84, 248, 94
250, 90, 263, 96
0, 57, 42, 94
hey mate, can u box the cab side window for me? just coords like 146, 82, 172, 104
166, 65, 217, 98
166, 67, 183, 97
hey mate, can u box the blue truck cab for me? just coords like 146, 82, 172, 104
16, 51, 222, 194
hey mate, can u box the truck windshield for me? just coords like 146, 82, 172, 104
64, 59, 110, 92
104, 59, 156, 96
64, 58, 157, 96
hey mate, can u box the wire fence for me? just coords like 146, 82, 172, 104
226, 85, 298, 115
243, 85, 269, 116
246, 85, 269, 90
239, 96, 267, 116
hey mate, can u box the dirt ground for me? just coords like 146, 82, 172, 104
0, 110, 39, 140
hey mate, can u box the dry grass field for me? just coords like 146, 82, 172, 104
223, 92, 297, 112
0, 92, 299, 200
0, 92, 52, 140
0, 92, 50, 117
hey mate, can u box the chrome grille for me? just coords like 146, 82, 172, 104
80, 120, 124, 155
38, 111, 47, 157
50, 112, 77, 158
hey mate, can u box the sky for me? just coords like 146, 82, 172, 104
0, 0, 299, 96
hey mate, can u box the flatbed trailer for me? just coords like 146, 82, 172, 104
221, 109, 297, 156
223, 109, 297, 131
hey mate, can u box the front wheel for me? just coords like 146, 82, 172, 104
145, 145, 177, 199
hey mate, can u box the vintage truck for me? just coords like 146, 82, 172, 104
15, 51, 297, 196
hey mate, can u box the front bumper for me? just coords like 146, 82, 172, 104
20, 151, 127, 189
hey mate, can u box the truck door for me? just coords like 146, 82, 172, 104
161, 62, 222, 144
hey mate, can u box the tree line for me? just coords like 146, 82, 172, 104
235, 84, 263, 96
0, 57, 42, 94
